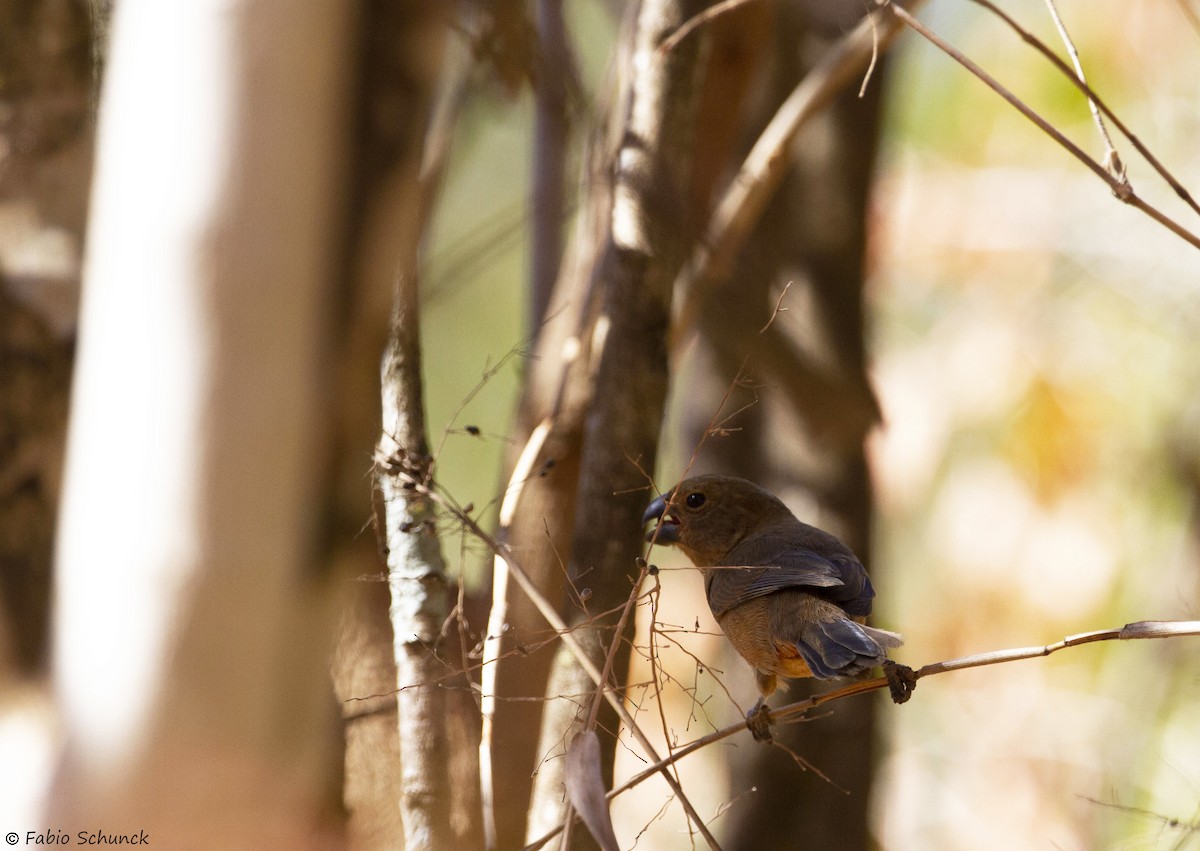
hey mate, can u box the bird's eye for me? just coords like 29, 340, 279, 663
685, 492, 705, 509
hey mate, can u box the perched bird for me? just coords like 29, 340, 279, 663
642, 475, 912, 740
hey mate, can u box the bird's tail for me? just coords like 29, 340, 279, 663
860, 624, 904, 649
795, 619, 903, 679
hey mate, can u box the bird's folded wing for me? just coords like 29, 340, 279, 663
705, 557, 842, 618
708, 534, 875, 618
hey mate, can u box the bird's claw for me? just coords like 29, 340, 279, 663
746, 702, 773, 743
883, 660, 917, 704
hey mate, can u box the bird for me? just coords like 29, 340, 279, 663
642, 474, 913, 741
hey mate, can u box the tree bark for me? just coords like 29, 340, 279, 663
525, 0, 710, 844
377, 272, 454, 848
680, 4, 890, 849
0, 0, 94, 680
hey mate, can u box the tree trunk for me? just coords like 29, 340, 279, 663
0, 0, 94, 681
50, 1, 368, 844
680, 5, 890, 849
524, 1, 710, 844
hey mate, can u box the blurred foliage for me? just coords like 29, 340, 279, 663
420, 0, 616, 587
871, 2, 1200, 848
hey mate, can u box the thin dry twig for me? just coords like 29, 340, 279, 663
1042, 0, 1125, 183
967, 0, 1199, 218
886, 2, 1200, 250
1080, 795, 1200, 840
563, 561, 653, 851
421, 485, 722, 850
670, 0, 920, 353
659, 0, 762, 53
603, 619, 1200, 808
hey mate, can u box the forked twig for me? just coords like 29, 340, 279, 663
967, 0, 1199, 217
886, 2, 1200, 250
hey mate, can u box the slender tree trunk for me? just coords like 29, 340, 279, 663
377, 272, 454, 848
525, 0, 710, 843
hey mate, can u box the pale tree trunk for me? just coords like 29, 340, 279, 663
50, 2, 361, 844
324, 2, 481, 848
377, 273, 453, 848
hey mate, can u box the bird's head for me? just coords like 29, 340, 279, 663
642, 475, 793, 566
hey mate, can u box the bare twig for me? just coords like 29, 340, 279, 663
1042, 0, 1125, 183
563, 563, 653, 850
659, 0, 762, 53
966, 0, 1199, 218
887, 2, 1200, 250
601, 620, 1200, 811
1080, 795, 1200, 839
670, 0, 920, 353
423, 486, 722, 850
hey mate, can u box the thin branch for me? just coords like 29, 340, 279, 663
600, 620, 1200, 811
886, 2, 1200, 250
1042, 0, 1123, 181
966, 0, 1200, 218
670, 0, 920, 354
659, 0, 762, 53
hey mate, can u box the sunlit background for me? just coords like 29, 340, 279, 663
418, 2, 1200, 847
2, 0, 1196, 847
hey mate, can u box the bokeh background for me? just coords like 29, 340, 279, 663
2, 0, 1197, 847
418, 2, 1200, 847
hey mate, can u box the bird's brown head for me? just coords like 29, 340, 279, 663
642, 475, 794, 566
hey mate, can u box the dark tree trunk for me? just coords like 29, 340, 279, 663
681, 4, 890, 849
0, 0, 94, 678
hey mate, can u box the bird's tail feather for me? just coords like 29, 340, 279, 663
796, 619, 902, 679
860, 624, 904, 648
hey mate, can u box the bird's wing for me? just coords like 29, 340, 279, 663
707, 531, 875, 619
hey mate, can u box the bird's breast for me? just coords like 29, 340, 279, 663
715, 596, 791, 676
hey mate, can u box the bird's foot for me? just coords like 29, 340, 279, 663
883, 660, 917, 704
746, 700, 773, 744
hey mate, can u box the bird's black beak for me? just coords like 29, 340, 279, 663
642, 493, 679, 544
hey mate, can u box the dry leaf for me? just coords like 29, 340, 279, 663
564, 730, 620, 851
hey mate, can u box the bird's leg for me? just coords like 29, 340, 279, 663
883, 660, 917, 704
746, 696, 774, 743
